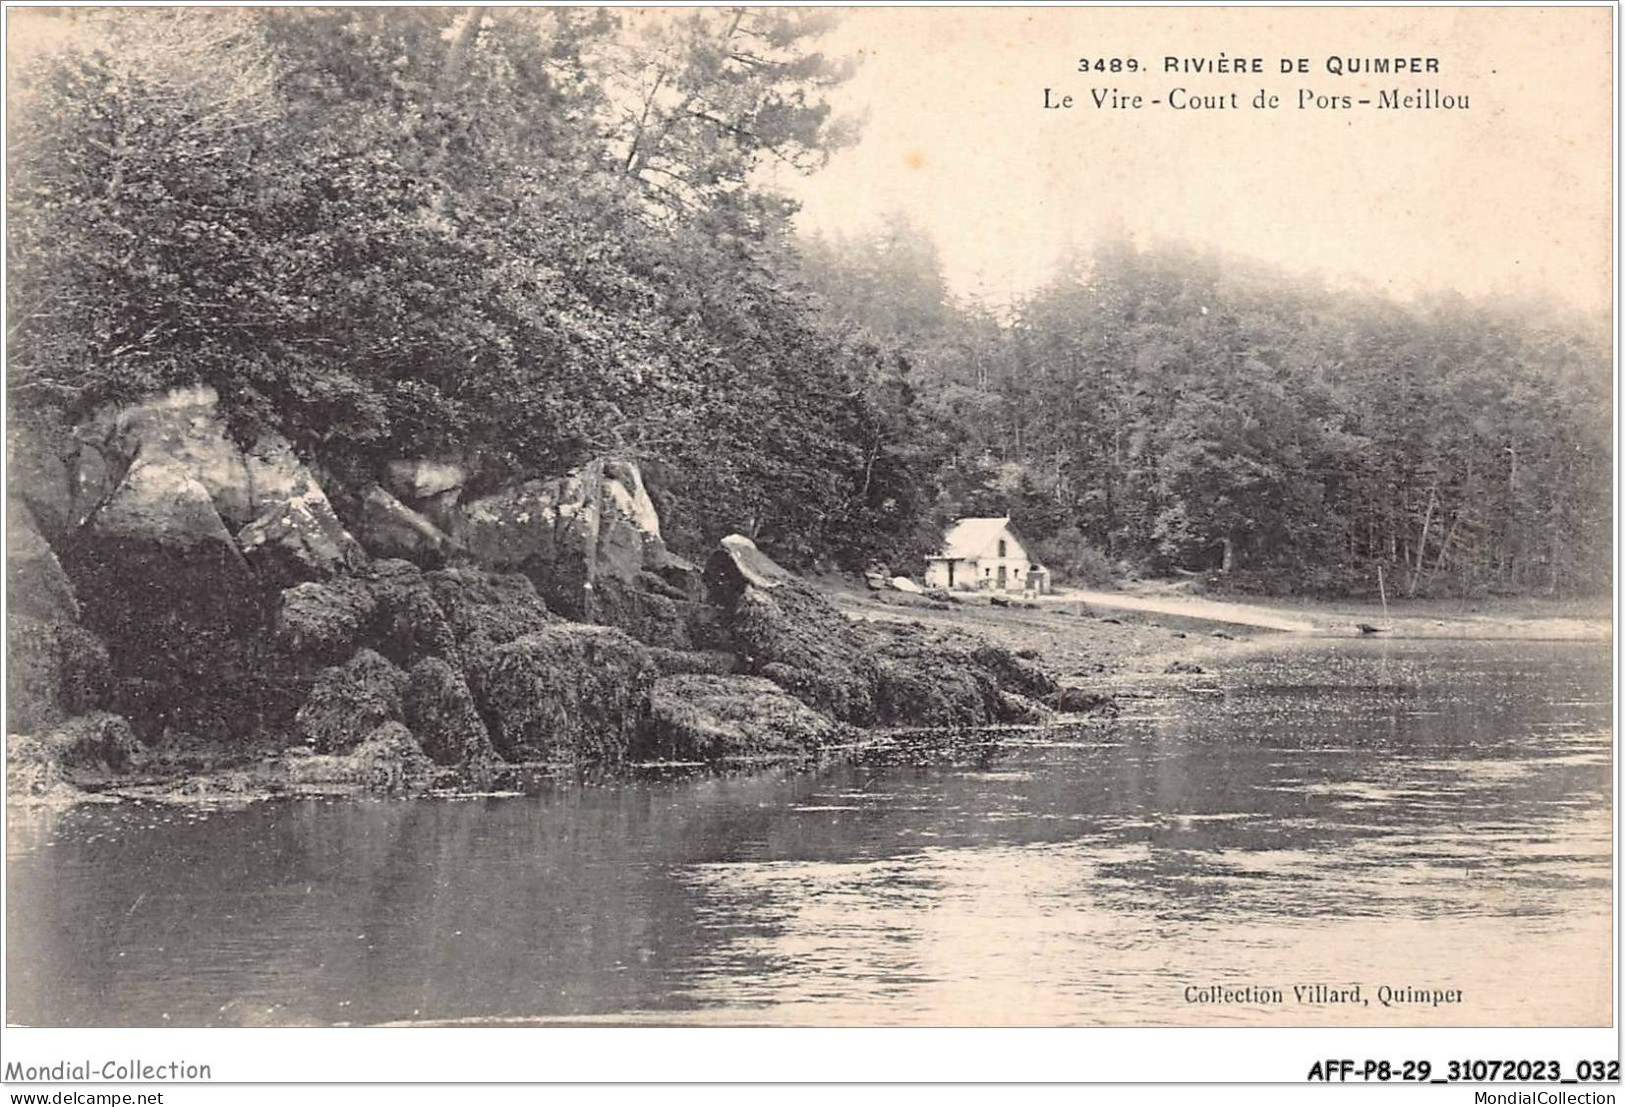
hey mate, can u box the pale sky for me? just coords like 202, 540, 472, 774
781, 7, 1613, 313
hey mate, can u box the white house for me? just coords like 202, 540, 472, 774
924, 516, 1048, 593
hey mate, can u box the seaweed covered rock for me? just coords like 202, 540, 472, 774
279, 722, 437, 792
592, 581, 691, 649
479, 625, 656, 763
404, 657, 494, 766
275, 575, 380, 670
705, 535, 879, 723
646, 648, 738, 677
293, 649, 408, 753
642, 674, 846, 762
367, 560, 459, 669
40, 711, 139, 772
9, 500, 77, 624
423, 567, 554, 700
1053, 687, 1119, 715
423, 567, 552, 640
8, 619, 110, 733
863, 622, 1058, 727
275, 561, 556, 725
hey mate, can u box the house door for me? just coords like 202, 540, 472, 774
996, 565, 1007, 590
947, 561, 955, 587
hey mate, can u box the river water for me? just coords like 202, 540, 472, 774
6, 637, 1612, 1027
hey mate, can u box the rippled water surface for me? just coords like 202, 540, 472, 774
7, 637, 1612, 1026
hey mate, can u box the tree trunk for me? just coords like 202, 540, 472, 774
1408, 482, 1437, 597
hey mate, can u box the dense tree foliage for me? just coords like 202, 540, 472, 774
802, 223, 1610, 597
9, 8, 907, 567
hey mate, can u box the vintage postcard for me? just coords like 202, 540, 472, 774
2, 2, 1615, 1090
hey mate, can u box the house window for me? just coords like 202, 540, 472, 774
997, 539, 1007, 557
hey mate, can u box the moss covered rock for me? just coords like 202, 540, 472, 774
279, 722, 437, 792
404, 657, 495, 766
642, 674, 846, 762
276, 576, 380, 670
706, 536, 879, 723
8, 616, 110, 734
294, 649, 408, 753
646, 648, 739, 676
41, 711, 139, 772
864, 622, 1058, 727
480, 625, 656, 763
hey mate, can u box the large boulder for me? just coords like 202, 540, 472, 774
642, 674, 846, 762
39, 711, 139, 773
862, 622, 1052, 728
453, 458, 678, 645
703, 534, 1060, 730
705, 535, 879, 723
56, 386, 359, 738
236, 434, 367, 587
404, 657, 494, 766
293, 649, 408, 753
478, 625, 657, 764
7, 617, 109, 734
72, 385, 254, 523
422, 566, 552, 643
278, 721, 437, 793
60, 448, 277, 738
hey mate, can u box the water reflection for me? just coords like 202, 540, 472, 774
7, 638, 1612, 1026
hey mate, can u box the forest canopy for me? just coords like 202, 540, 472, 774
8, 8, 1611, 596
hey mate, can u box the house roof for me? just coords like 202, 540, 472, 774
935, 516, 1016, 560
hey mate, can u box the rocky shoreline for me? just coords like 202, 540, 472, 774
8, 386, 1099, 807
